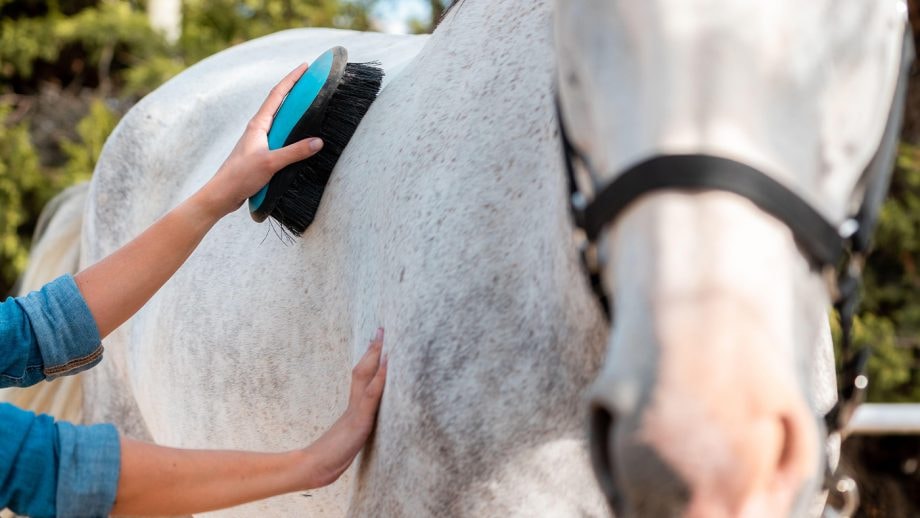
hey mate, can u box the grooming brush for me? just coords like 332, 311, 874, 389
249, 46, 384, 235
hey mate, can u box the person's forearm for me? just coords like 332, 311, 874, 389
109, 328, 387, 516
74, 188, 224, 338
113, 437, 314, 515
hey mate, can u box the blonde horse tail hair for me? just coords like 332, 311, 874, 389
0, 182, 89, 423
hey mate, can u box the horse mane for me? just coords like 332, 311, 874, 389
437, 0, 465, 28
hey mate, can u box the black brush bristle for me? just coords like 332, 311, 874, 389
270, 61, 384, 235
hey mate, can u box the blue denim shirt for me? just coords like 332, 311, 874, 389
1, 274, 120, 517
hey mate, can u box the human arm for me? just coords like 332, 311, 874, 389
0, 331, 386, 517
75, 62, 323, 339
111, 330, 388, 515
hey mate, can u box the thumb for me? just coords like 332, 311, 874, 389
270, 137, 323, 168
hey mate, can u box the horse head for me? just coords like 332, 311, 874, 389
554, 0, 911, 515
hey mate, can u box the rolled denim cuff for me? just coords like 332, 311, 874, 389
17, 274, 103, 380
55, 422, 120, 518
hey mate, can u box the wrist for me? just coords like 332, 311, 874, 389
191, 182, 236, 223
292, 446, 327, 491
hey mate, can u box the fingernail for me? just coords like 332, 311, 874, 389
376, 327, 384, 342
308, 138, 323, 151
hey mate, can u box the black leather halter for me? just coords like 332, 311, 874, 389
574, 154, 845, 265
557, 25, 913, 502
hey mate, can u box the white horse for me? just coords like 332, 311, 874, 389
3, 0, 909, 516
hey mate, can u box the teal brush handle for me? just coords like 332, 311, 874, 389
248, 48, 340, 217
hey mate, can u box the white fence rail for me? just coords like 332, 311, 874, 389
846, 403, 920, 435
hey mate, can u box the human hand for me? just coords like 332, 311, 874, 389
300, 328, 388, 488
200, 63, 324, 218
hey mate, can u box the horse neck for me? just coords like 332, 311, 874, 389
428, 0, 549, 55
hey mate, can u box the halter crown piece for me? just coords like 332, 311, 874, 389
557, 24, 914, 517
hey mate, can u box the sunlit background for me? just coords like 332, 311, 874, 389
374, 0, 431, 33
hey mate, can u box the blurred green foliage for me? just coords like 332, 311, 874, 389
0, 2, 169, 93
59, 98, 119, 183
852, 143, 920, 402
0, 102, 42, 286
179, 0, 375, 66
1, 0, 377, 95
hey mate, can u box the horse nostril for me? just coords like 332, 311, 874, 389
589, 403, 623, 513
778, 415, 795, 473
776, 413, 817, 484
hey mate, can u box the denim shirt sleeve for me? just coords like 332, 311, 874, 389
0, 403, 120, 518
1, 274, 103, 388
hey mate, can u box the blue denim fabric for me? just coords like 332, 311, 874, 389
1, 275, 120, 516
55, 421, 120, 517
0, 405, 58, 517
0, 405, 120, 517
2, 274, 103, 385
